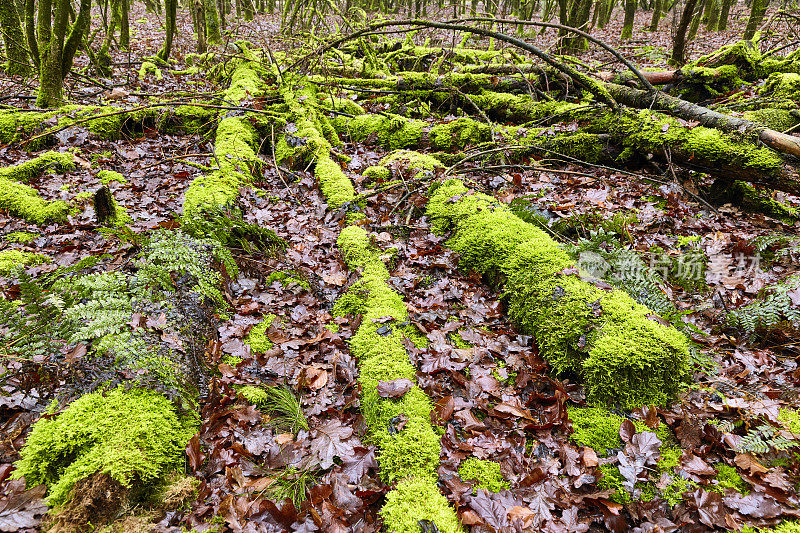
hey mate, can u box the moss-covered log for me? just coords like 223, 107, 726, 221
334, 225, 462, 533
426, 177, 692, 408
0, 151, 74, 224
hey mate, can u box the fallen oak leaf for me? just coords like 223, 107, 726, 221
377, 378, 414, 398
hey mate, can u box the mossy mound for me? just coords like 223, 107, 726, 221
335, 113, 425, 150
427, 179, 692, 408
13, 387, 197, 507
458, 458, 509, 493
0, 249, 49, 275
379, 477, 465, 533
245, 313, 277, 353
429, 117, 492, 151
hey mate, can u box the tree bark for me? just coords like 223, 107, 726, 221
0, 0, 31, 75
158, 0, 177, 61
621, 0, 637, 38
36, 0, 91, 107
743, 0, 769, 40
671, 0, 698, 66
717, 0, 734, 30
649, 0, 662, 31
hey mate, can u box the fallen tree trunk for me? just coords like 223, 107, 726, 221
604, 82, 800, 160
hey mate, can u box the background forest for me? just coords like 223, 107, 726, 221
1, 0, 800, 532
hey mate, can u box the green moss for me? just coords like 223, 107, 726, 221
0, 249, 49, 275
220, 354, 243, 367
138, 60, 163, 80
223, 60, 268, 102
715, 181, 800, 223
380, 150, 443, 180
346, 212, 366, 224
266, 270, 310, 289
743, 109, 800, 131
363, 165, 391, 183
325, 323, 340, 333
380, 477, 465, 533
458, 458, 509, 493
760, 72, 800, 101
5, 231, 38, 243
714, 463, 749, 495
172, 105, 217, 133
779, 408, 800, 434
568, 406, 625, 455
239, 385, 270, 406
0, 151, 74, 182
182, 116, 261, 218
315, 155, 356, 208
335, 224, 457, 532
97, 169, 127, 185
338, 113, 425, 150
245, 314, 277, 353
0, 177, 70, 224
429, 118, 492, 152
13, 387, 197, 506
427, 180, 691, 408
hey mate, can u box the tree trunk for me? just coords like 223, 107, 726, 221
158, 0, 177, 61
37, 0, 91, 107
118, 0, 129, 49
743, 0, 769, 40
204, 0, 221, 43
192, 0, 207, 53
670, 0, 698, 66
621, 0, 636, 38
717, 0, 734, 30
24, 0, 38, 67
687, 0, 706, 42
0, 0, 31, 75
649, 0, 662, 31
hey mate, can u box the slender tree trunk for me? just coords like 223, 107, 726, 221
687, 0, 706, 41
192, 0, 207, 53
717, 0, 734, 29
670, 0, 698, 66
158, 0, 177, 61
24, 0, 38, 67
743, 0, 769, 40
205, 0, 221, 42
621, 0, 636, 38
0, 0, 32, 75
649, 0, 662, 30
118, 0, 129, 49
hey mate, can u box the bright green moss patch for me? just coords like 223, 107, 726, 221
337, 113, 425, 150
0, 177, 70, 224
315, 155, 356, 208
779, 408, 800, 434
239, 385, 270, 406
568, 406, 625, 455
4, 231, 38, 243
97, 169, 127, 185
363, 165, 392, 183
742, 521, 800, 533
429, 118, 492, 151
427, 179, 691, 408
714, 463, 749, 495
458, 458, 509, 493
266, 270, 310, 289
0, 250, 49, 275
182, 116, 261, 218
743, 109, 800, 131
138, 60, 163, 80
380, 477, 465, 533
0, 151, 74, 182
380, 149, 443, 180
335, 225, 459, 526
761, 73, 800, 101
245, 314, 277, 353
13, 387, 197, 506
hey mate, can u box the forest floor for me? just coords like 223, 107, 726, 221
1, 2, 800, 533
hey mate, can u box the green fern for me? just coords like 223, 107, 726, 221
137, 230, 238, 307
181, 206, 287, 257
727, 275, 800, 335
738, 424, 798, 454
